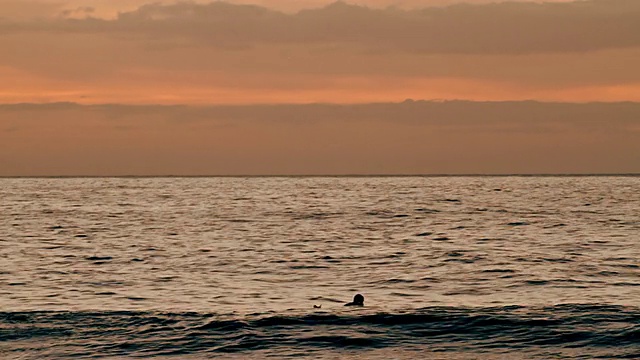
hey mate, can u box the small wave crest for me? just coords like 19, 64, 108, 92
1, 304, 638, 358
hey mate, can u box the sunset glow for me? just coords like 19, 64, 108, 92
1, 0, 639, 175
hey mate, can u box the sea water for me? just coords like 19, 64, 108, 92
1, 176, 638, 359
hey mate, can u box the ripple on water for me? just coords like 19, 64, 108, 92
1, 176, 639, 316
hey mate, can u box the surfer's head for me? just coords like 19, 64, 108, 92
345, 294, 364, 306
353, 294, 364, 305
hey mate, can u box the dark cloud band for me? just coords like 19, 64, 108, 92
2, 0, 640, 54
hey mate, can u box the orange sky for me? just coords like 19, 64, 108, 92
1, 0, 639, 175
2, 102, 639, 176
1, 0, 639, 104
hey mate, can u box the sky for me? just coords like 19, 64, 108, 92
0, 0, 639, 175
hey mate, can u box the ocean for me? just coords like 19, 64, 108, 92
1, 176, 638, 359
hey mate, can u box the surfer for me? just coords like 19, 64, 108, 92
344, 294, 364, 306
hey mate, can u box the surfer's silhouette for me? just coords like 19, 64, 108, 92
344, 294, 364, 306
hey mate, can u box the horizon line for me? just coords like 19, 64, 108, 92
3, 99, 640, 107
2, 173, 639, 179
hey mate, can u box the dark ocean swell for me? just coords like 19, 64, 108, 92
2, 304, 639, 359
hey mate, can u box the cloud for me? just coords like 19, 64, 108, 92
0, 0, 592, 20
1, 101, 638, 176
2, 1, 639, 104
0, 0, 65, 21
60, 6, 96, 19
4, 0, 639, 54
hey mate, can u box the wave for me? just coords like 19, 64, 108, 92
1, 304, 639, 358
